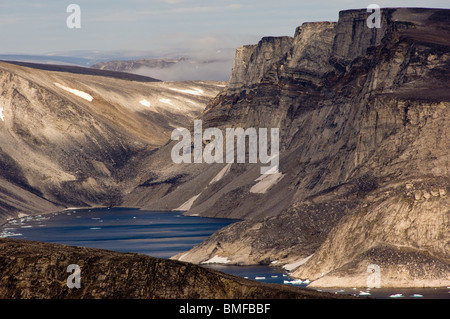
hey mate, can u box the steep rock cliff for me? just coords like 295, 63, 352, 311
127, 8, 450, 287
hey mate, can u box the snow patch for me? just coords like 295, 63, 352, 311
283, 254, 313, 271
250, 172, 284, 194
201, 255, 230, 264
139, 99, 151, 107
0, 107, 4, 121
169, 87, 204, 96
209, 163, 232, 185
54, 83, 93, 102
160, 98, 173, 105
174, 194, 201, 211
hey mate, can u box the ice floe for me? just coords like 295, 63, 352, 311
389, 293, 404, 298
359, 291, 371, 296
283, 279, 303, 285
54, 83, 93, 102
0, 229, 23, 238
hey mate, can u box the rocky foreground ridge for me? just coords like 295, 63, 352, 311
0, 238, 349, 299
124, 8, 450, 287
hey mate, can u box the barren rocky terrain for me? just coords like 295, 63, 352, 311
0, 61, 224, 224
125, 8, 450, 287
0, 238, 351, 299
0, 7, 448, 291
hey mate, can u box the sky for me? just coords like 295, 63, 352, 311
0, 0, 449, 79
1, 0, 449, 55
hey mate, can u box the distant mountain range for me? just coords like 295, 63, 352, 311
0, 49, 235, 81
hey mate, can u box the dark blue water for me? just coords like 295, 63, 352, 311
0, 207, 294, 285
0, 208, 237, 259
1, 207, 449, 298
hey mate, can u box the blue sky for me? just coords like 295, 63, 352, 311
1, 0, 450, 56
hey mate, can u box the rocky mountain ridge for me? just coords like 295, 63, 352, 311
0, 7, 448, 289
126, 8, 449, 287
0, 238, 351, 299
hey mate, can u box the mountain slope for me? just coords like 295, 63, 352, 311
123, 8, 450, 287
0, 61, 224, 224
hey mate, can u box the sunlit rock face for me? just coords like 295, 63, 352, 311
0, 61, 223, 223
131, 8, 450, 288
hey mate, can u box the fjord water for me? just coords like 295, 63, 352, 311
0, 208, 237, 259
1, 207, 448, 299
0, 207, 293, 285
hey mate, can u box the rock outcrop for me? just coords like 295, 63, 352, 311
0, 238, 352, 299
125, 8, 450, 287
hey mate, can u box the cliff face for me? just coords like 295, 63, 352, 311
127, 8, 450, 287
0, 238, 350, 299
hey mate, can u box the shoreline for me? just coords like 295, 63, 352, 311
1, 207, 448, 290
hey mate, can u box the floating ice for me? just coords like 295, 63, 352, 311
359, 291, 371, 296
389, 294, 404, 298
255, 277, 266, 280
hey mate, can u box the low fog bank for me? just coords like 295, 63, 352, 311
134, 58, 233, 81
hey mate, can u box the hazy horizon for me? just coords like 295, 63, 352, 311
2, 1, 450, 80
